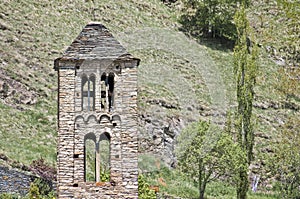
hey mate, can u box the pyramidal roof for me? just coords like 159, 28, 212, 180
57, 22, 136, 61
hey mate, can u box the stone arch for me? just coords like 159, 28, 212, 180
84, 132, 96, 143
99, 114, 110, 124
81, 73, 88, 81
86, 114, 97, 124
112, 114, 121, 126
75, 115, 85, 123
99, 132, 111, 142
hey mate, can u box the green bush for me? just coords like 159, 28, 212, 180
138, 174, 156, 199
100, 169, 110, 182
28, 181, 41, 199
27, 178, 56, 199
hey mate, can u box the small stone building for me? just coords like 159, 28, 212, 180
54, 22, 140, 198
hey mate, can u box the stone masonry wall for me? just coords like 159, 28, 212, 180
57, 67, 76, 198
56, 59, 138, 198
119, 66, 138, 197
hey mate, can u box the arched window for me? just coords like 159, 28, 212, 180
84, 132, 111, 182
100, 73, 114, 112
84, 133, 96, 182
82, 74, 95, 111
82, 74, 88, 111
100, 73, 108, 110
98, 132, 111, 182
108, 73, 114, 112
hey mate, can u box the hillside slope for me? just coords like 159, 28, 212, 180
0, 0, 227, 167
0, 0, 299, 189
0, 0, 185, 165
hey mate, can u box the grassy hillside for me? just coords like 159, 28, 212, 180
0, 0, 178, 166
0, 0, 90, 165
0, 0, 299, 197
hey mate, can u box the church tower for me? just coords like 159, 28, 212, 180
54, 22, 140, 198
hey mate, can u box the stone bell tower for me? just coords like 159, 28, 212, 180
54, 22, 140, 198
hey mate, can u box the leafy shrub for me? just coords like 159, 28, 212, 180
28, 181, 41, 199
27, 178, 56, 199
100, 169, 110, 182
138, 174, 156, 199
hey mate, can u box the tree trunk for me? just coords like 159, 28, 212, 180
199, 190, 205, 199
237, 168, 248, 199
199, 182, 207, 199
198, 158, 203, 199
198, 158, 207, 199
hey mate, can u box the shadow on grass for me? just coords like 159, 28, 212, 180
178, 9, 237, 52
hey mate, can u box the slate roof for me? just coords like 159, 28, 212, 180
56, 22, 137, 62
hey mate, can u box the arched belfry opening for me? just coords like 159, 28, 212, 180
54, 22, 140, 198
98, 132, 111, 182
82, 74, 96, 111
100, 72, 115, 112
100, 73, 107, 110
108, 73, 114, 111
83, 132, 111, 183
84, 133, 97, 182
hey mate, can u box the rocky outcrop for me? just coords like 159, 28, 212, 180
0, 166, 34, 196
138, 113, 185, 167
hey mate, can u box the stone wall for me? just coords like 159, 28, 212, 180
57, 67, 76, 198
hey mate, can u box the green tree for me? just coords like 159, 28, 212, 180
176, 121, 234, 199
233, 3, 258, 199
180, 0, 250, 41
268, 116, 300, 198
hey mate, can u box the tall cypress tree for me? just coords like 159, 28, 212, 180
233, 4, 258, 199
